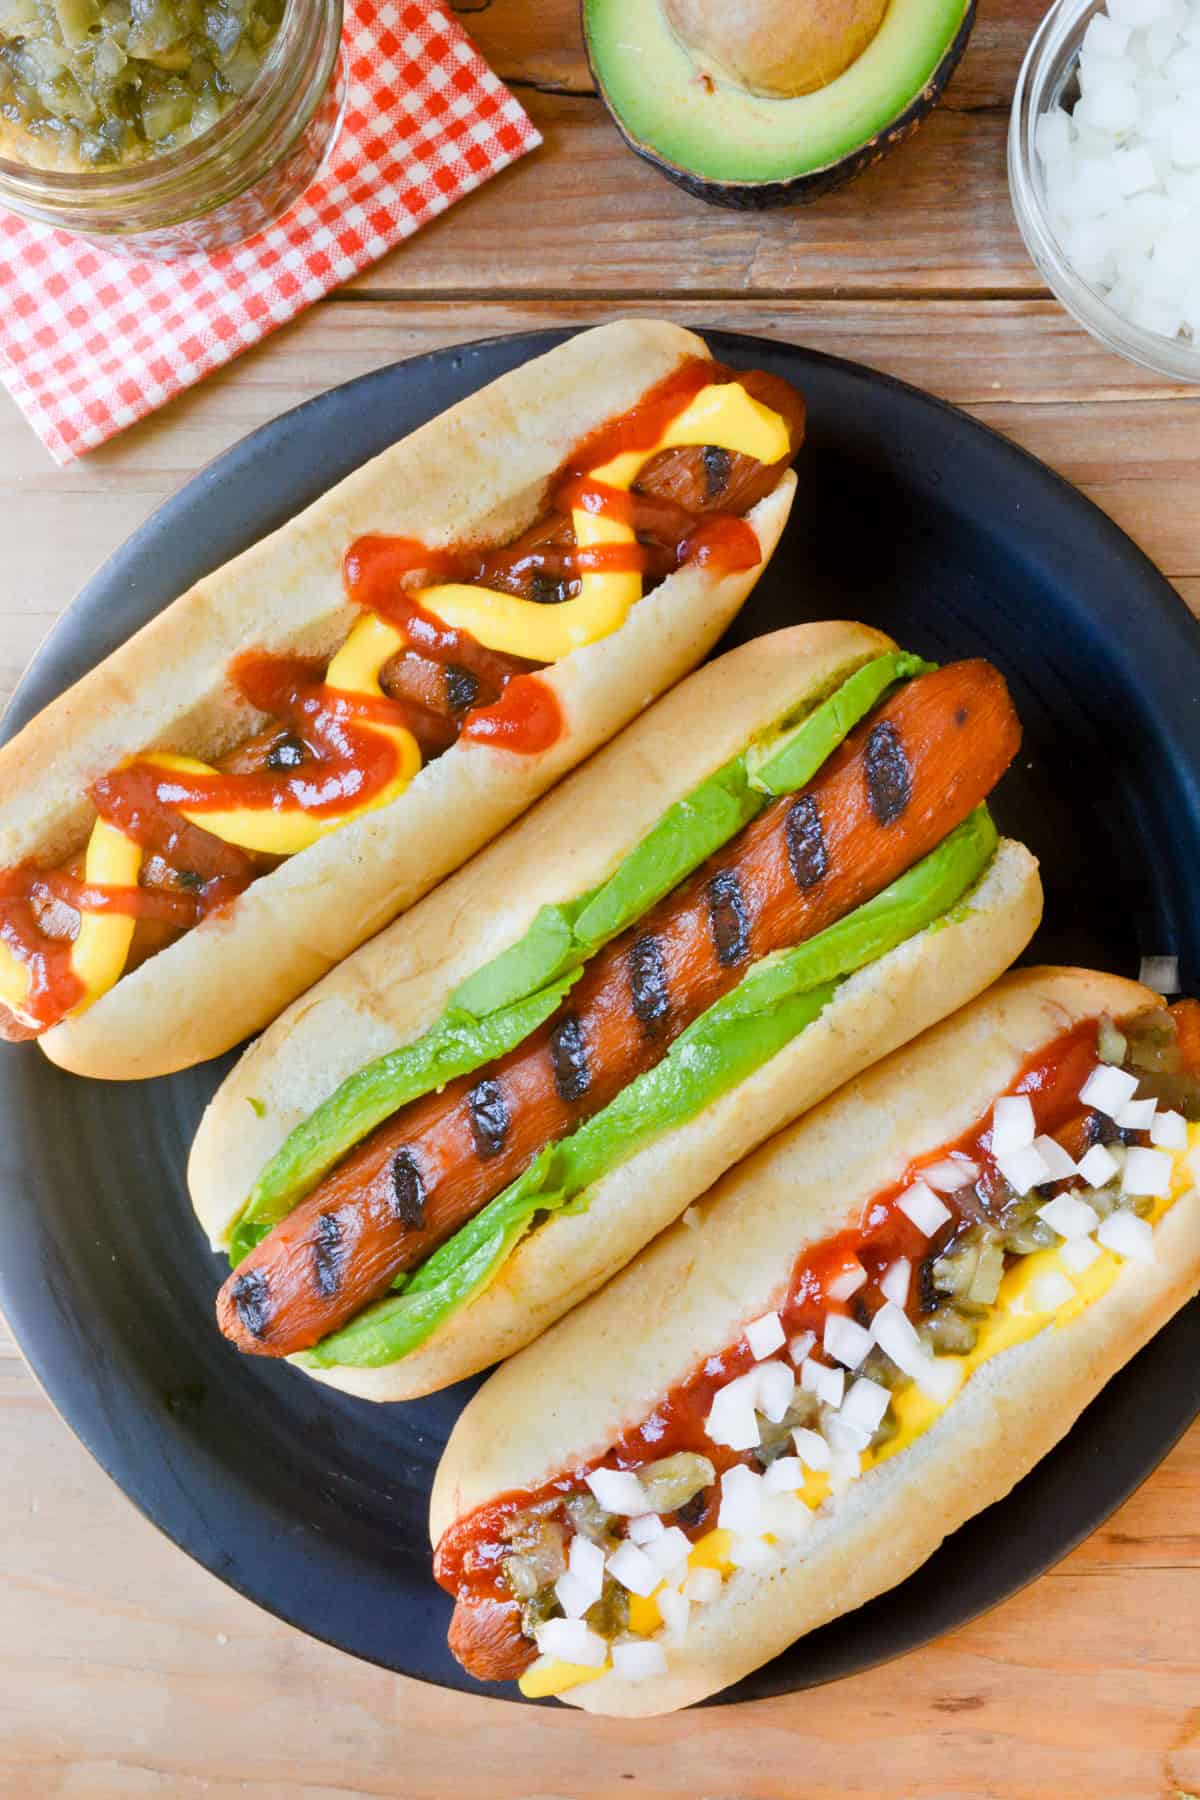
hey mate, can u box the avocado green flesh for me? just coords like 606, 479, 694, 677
230, 649, 917, 1254
584, 0, 970, 183
300, 806, 998, 1371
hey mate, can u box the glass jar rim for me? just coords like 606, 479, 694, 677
0, 0, 338, 202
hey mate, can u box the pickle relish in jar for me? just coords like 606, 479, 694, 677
0, 0, 286, 169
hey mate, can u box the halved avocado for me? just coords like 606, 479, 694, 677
582, 0, 976, 209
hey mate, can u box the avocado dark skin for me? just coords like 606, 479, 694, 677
582, 0, 977, 210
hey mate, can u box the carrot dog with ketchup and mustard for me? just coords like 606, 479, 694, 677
0, 320, 803, 1079
189, 622, 1042, 1398
431, 968, 1200, 1712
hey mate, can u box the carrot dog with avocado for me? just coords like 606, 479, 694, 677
191, 623, 1042, 1397
430, 969, 1200, 1712
0, 320, 802, 1079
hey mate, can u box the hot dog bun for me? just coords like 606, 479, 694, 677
4, 320, 786, 1079
431, 968, 1200, 1715
189, 623, 1042, 1398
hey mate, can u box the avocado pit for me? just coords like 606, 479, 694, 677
661, 0, 891, 98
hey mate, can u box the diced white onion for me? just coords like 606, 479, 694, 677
916, 1356, 965, 1406
826, 1259, 867, 1302
824, 1411, 872, 1456
996, 1143, 1052, 1196
606, 1540, 661, 1598
627, 1513, 664, 1546
717, 1464, 765, 1534
1080, 1063, 1139, 1118
645, 1527, 692, 1576
705, 1372, 761, 1452
1077, 1143, 1120, 1189
922, 1155, 979, 1193
586, 1467, 648, 1516
879, 1257, 911, 1307
744, 1310, 785, 1360
1123, 1146, 1173, 1197
787, 1329, 816, 1365
800, 1357, 845, 1407
535, 1618, 608, 1667
827, 1449, 864, 1493
897, 1179, 953, 1237
728, 1534, 780, 1573
1027, 1268, 1077, 1313
754, 1359, 795, 1424
763, 1455, 806, 1493
611, 1638, 667, 1679
1138, 954, 1179, 994
1034, 1135, 1078, 1181
684, 1566, 722, 1604
1097, 1209, 1156, 1261
568, 1533, 606, 1600
1038, 1192, 1101, 1239
554, 1570, 594, 1619
840, 1375, 890, 1436
992, 1094, 1036, 1153
823, 1313, 874, 1370
656, 1587, 690, 1638
870, 1299, 926, 1378
761, 1490, 814, 1541
1060, 1233, 1102, 1273
1115, 1096, 1157, 1131
1151, 1109, 1188, 1150
792, 1425, 832, 1472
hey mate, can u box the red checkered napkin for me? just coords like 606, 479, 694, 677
0, 1, 540, 463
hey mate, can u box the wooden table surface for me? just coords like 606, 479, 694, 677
3, 2, 1199, 1795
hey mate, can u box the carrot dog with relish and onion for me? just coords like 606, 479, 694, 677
0, 320, 804, 1079
190, 622, 1042, 1399
431, 968, 1200, 1713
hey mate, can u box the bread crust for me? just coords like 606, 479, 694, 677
428, 967, 1200, 1717
189, 622, 1041, 1398
8, 320, 783, 1077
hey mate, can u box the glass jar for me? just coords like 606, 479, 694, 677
1008, 0, 1200, 384
0, 0, 344, 257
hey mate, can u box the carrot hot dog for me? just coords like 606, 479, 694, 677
430, 971, 1200, 1713
191, 624, 1042, 1398
0, 320, 804, 1080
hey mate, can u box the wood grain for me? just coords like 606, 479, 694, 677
3, 0, 1200, 1791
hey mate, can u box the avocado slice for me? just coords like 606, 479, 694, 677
582, 0, 975, 207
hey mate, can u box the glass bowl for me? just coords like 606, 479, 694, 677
1008, 0, 1200, 383
0, 0, 345, 258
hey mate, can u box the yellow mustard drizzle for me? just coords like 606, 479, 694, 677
414, 383, 791, 665
6, 380, 789, 1029
520, 1126, 1199, 1698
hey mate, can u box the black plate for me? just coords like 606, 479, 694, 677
3, 331, 1199, 1705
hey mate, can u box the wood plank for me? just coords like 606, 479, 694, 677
3, 298, 1194, 715
0, 1347, 1195, 1797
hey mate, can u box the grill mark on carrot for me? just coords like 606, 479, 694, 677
865, 721, 911, 825
706, 868, 749, 967
630, 933, 670, 1035
232, 1269, 273, 1340
469, 1079, 509, 1160
391, 1149, 427, 1228
215, 661, 1022, 1360
313, 1212, 345, 1298
785, 795, 827, 890
550, 1013, 590, 1103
